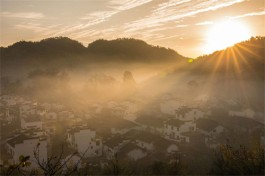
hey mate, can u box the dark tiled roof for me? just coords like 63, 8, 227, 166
6, 134, 39, 147
196, 118, 220, 132
175, 106, 192, 116
67, 125, 96, 135
118, 142, 146, 158
135, 114, 165, 128
104, 135, 127, 148
229, 116, 264, 129
136, 132, 159, 143
165, 119, 185, 127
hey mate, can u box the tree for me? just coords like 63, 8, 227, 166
2, 155, 31, 176
211, 144, 265, 175
33, 144, 85, 176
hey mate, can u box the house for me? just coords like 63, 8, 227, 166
196, 118, 224, 138
110, 118, 139, 135
2, 106, 19, 123
181, 131, 207, 145
175, 107, 204, 121
6, 134, 47, 168
103, 135, 129, 160
134, 131, 179, 154
135, 132, 157, 151
67, 126, 102, 158
21, 115, 43, 129
135, 114, 165, 134
119, 142, 147, 161
164, 118, 196, 142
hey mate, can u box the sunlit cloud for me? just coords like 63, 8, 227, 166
15, 23, 62, 34
50, 0, 152, 38
230, 10, 265, 20
195, 21, 213, 26
176, 25, 189, 28
122, 0, 245, 33
1, 12, 44, 19
80, 0, 152, 26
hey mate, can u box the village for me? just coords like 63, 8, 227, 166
0, 93, 264, 173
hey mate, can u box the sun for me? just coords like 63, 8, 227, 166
203, 20, 251, 54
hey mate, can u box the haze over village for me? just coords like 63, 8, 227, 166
0, 0, 264, 175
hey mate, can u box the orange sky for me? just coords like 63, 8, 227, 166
0, 0, 264, 57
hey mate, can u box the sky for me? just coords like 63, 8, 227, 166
0, 0, 264, 57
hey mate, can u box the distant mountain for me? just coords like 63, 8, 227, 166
1, 37, 186, 70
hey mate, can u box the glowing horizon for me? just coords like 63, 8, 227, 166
0, 0, 264, 57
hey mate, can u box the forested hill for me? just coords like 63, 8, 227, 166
191, 36, 265, 77
1, 37, 186, 67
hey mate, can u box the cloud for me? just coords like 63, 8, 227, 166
122, 0, 245, 33
195, 21, 213, 26
176, 24, 189, 28
230, 10, 265, 19
1, 12, 44, 19
15, 22, 62, 38
80, 0, 152, 26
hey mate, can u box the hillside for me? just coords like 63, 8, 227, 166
192, 36, 264, 77
1, 37, 186, 70
142, 36, 265, 110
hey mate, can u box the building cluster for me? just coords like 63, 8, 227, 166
0, 94, 264, 170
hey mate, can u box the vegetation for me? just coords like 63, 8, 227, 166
211, 143, 265, 175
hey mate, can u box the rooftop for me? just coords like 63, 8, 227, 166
135, 114, 165, 128
6, 134, 43, 147
165, 118, 185, 127
196, 118, 220, 131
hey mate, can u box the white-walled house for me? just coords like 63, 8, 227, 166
175, 107, 205, 121
67, 126, 102, 158
164, 118, 196, 142
196, 118, 224, 138
6, 134, 47, 168
21, 115, 43, 129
